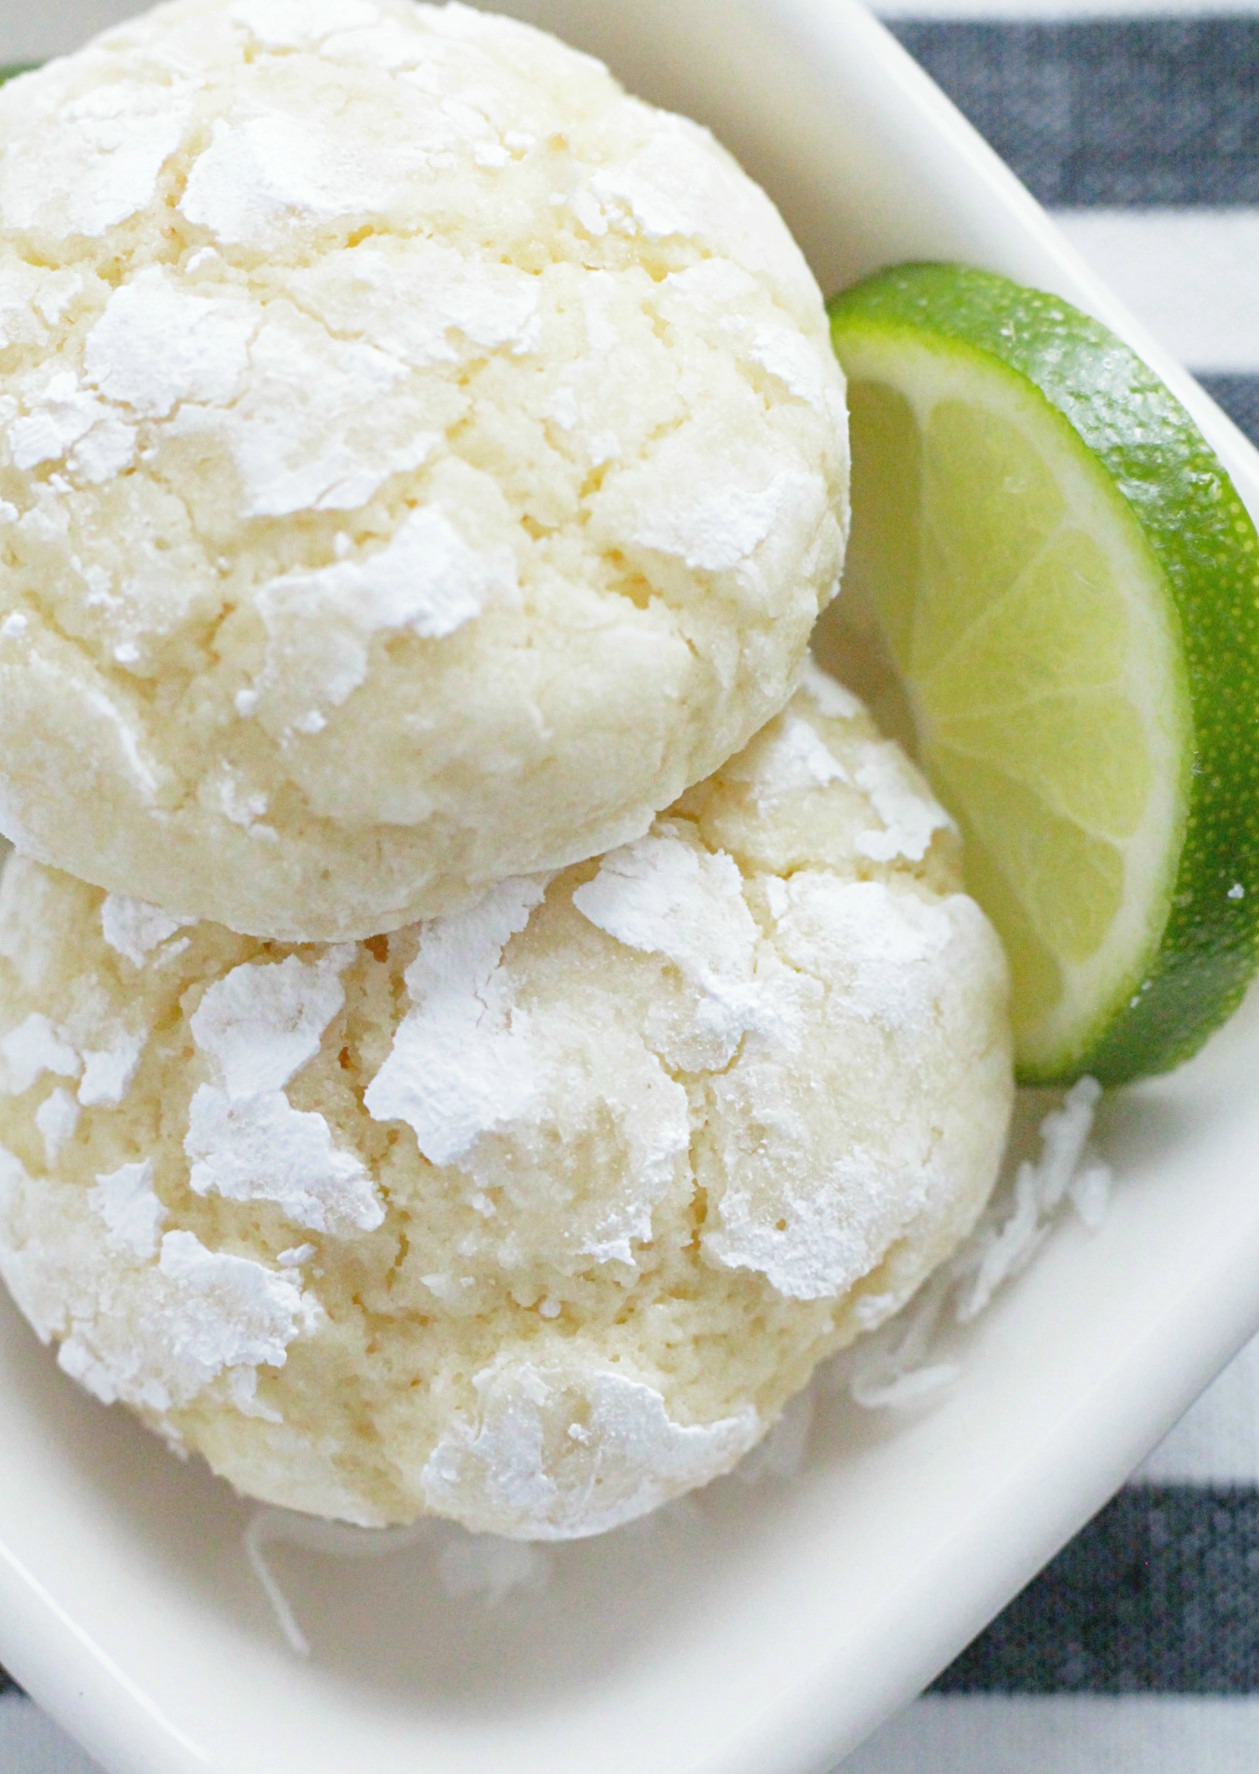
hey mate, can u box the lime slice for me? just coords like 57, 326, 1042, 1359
826, 263, 1259, 1084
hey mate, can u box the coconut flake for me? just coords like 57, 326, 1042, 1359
245, 1510, 427, 1657
956, 1078, 1105, 1323
843, 1080, 1111, 1411
735, 1388, 814, 1486
436, 1533, 551, 1605
1070, 1157, 1112, 1230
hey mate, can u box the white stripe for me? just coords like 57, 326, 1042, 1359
843, 1696, 1259, 1773
1054, 210, 1259, 374
1136, 1334, 1259, 1484
0, 1698, 102, 1774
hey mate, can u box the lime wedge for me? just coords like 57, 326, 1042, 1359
826, 263, 1259, 1084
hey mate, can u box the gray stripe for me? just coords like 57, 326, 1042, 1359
889, 19, 1259, 207
1199, 374, 1259, 451
0, 1669, 16, 1698
933, 1486, 1259, 1694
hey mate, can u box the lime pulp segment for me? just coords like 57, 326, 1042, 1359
828, 265, 1259, 1084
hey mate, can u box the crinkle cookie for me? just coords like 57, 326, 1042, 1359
0, 0, 848, 942
0, 677, 1010, 1538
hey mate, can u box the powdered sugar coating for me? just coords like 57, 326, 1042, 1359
92, 1160, 167, 1260
363, 877, 550, 1167
189, 951, 351, 1097
421, 1358, 761, 1540
0, 684, 1010, 1536
1, 1143, 314, 1417
0, 0, 847, 942
100, 896, 191, 968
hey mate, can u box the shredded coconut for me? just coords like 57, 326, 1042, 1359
844, 1080, 1112, 1410
735, 1388, 814, 1486
435, 1532, 551, 1606
245, 1510, 429, 1658
244, 1505, 550, 1657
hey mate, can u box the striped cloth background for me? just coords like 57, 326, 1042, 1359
2, 0, 1259, 1769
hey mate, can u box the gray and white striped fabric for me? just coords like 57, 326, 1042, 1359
2, 1, 1259, 1769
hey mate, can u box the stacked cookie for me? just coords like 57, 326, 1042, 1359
0, 0, 1012, 1536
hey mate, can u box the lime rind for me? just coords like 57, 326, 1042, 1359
829, 264, 1259, 1085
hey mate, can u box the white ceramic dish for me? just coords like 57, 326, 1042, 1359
1, 3, 1258, 1772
